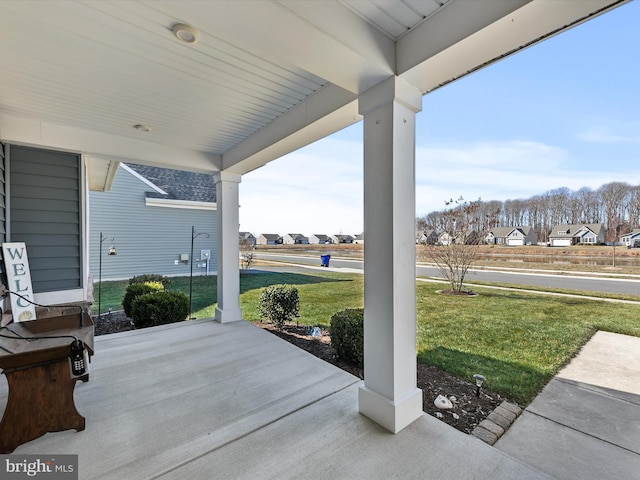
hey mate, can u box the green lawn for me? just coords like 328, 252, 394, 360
94, 271, 640, 405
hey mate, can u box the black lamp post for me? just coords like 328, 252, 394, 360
189, 226, 210, 319
98, 232, 116, 319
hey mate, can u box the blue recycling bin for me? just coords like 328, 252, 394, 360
320, 254, 331, 267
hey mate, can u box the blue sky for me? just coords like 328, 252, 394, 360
240, 1, 639, 236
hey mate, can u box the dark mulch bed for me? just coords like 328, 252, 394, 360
93, 312, 507, 434
255, 323, 507, 434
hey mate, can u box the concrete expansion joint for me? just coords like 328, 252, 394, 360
471, 400, 523, 446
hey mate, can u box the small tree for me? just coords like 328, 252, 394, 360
426, 197, 482, 294
258, 284, 299, 329
240, 238, 255, 271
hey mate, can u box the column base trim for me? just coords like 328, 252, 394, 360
214, 307, 243, 324
358, 385, 423, 434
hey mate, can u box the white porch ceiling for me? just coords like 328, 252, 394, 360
0, 0, 628, 189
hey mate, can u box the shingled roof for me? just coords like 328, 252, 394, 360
127, 164, 216, 203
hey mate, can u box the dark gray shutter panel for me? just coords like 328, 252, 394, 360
9, 146, 82, 292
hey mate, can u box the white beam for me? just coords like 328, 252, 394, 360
222, 84, 359, 174
173, 0, 395, 94
399, 0, 627, 93
0, 113, 221, 172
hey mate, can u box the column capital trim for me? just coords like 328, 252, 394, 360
358, 76, 422, 116
214, 171, 242, 184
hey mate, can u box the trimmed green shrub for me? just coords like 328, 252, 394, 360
130, 291, 189, 328
129, 274, 171, 288
123, 281, 164, 317
258, 284, 300, 329
330, 308, 364, 365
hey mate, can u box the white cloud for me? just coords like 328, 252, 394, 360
577, 126, 640, 144
240, 137, 363, 236
415, 140, 636, 216
240, 135, 638, 236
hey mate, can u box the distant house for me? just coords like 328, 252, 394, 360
437, 231, 479, 246
332, 234, 354, 244
256, 234, 281, 245
620, 229, 640, 248
416, 229, 437, 245
89, 163, 216, 280
309, 234, 333, 244
548, 223, 605, 246
283, 233, 309, 245
485, 226, 537, 246
437, 232, 453, 246
239, 232, 256, 246
353, 233, 364, 245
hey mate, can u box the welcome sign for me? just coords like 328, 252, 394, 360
2, 243, 36, 322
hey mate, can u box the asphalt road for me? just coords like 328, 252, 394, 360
254, 253, 640, 297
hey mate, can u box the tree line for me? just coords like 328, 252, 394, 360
416, 182, 640, 243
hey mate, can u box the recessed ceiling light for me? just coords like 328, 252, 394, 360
133, 124, 152, 132
172, 23, 200, 44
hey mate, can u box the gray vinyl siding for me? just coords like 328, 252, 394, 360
89, 166, 217, 281
8, 146, 82, 292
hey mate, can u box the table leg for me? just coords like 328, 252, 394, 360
0, 360, 86, 453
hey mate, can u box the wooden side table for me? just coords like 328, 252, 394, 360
0, 312, 94, 453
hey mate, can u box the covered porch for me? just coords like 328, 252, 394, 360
0, 0, 629, 438
2, 320, 548, 479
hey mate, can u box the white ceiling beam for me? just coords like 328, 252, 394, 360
222, 84, 359, 174
0, 113, 221, 173
399, 0, 628, 93
172, 0, 395, 94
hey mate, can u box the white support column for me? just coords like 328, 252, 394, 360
358, 76, 423, 433
213, 172, 243, 324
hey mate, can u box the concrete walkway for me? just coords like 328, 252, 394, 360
1, 320, 549, 480
496, 331, 640, 480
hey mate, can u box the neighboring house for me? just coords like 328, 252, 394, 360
485, 226, 537, 246
89, 163, 217, 280
437, 231, 479, 245
256, 234, 281, 245
437, 232, 453, 246
332, 234, 354, 244
309, 234, 333, 244
239, 232, 256, 246
620, 229, 640, 247
416, 229, 437, 245
353, 233, 364, 245
464, 230, 482, 245
548, 223, 606, 246
283, 233, 309, 245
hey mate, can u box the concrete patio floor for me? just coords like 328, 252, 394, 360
496, 331, 640, 480
1, 319, 548, 479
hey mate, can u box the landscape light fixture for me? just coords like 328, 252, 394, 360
473, 374, 486, 398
